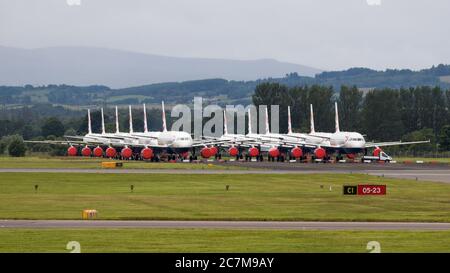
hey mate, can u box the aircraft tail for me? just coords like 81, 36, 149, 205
223, 110, 228, 135
129, 105, 134, 133
335, 102, 340, 133
101, 108, 106, 134
161, 101, 167, 132
87, 109, 92, 134
247, 108, 252, 134
143, 103, 148, 133
264, 106, 270, 134
310, 104, 315, 134
287, 106, 292, 134
115, 106, 120, 133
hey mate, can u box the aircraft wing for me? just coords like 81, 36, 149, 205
365, 140, 430, 148
122, 143, 168, 148
63, 135, 85, 140
308, 134, 331, 140
274, 134, 308, 141
194, 136, 261, 147
129, 134, 159, 140
201, 136, 220, 140
25, 140, 92, 146
65, 134, 147, 141
192, 142, 222, 148
264, 139, 323, 149
25, 139, 169, 149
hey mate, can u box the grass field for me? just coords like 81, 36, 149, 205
394, 157, 450, 163
1, 173, 450, 222
0, 229, 449, 253
0, 156, 243, 170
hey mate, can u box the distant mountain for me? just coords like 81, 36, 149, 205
0, 46, 322, 88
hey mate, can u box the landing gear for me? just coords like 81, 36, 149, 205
245, 155, 263, 162
268, 155, 286, 162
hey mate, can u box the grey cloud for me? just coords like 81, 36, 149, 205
0, 0, 449, 71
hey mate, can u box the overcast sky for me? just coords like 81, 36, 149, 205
1, 0, 449, 71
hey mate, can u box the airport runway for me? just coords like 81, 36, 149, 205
1, 163, 450, 182
1, 220, 450, 230
219, 161, 450, 172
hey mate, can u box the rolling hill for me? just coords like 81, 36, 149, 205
0, 46, 322, 88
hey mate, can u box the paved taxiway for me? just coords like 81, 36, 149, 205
1, 220, 450, 230
1, 162, 449, 182
221, 161, 450, 183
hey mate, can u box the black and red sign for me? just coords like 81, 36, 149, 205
358, 185, 386, 195
343, 185, 386, 195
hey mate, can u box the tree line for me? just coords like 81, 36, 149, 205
253, 83, 450, 152
2, 64, 450, 107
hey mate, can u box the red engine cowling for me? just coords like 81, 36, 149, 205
228, 146, 239, 157
180, 151, 189, 159
209, 146, 218, 156
248, 147, 259, 157
200, 147, 212, 158
314, 147, 326, 159
346, 153, 356, 160
67, 146, 77, 156
141, 148, 154, 160
268, 147, 280, 158
106, 147, 117, 158
81, 146, 91, 157
93, 146, 103, 157
373, 147, 382, 157
121, 147, 133, 159
291, 147, 303, 158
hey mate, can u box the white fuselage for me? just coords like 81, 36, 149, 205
156, 131, 193, 148
309, 131, 366, 149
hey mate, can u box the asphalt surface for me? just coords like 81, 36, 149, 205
221, 161, 450, 183
219, 160, 450, 171
1, 220, 450, 230
1, 162, 450, 182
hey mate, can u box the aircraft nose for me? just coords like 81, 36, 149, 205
355, 141, 365, 148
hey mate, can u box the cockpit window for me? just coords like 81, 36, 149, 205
349, 138, 364, 141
